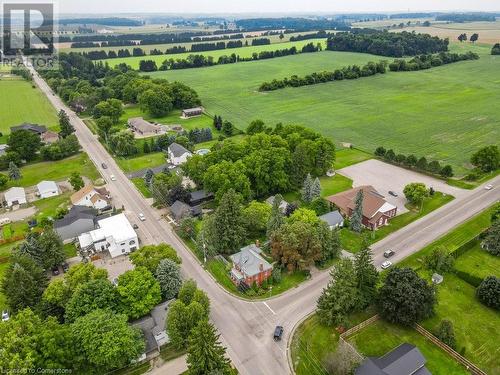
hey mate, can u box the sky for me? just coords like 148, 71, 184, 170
58, 0, 499, 15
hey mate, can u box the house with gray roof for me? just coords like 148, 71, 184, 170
265, 195, 288, 214
189, 190, 214, 207
128, 117, 165, 138
181, 107, 203, 118
131, 300, 171, 357
167, 142, 192, 166
355, 343, 431, 375
54, 205, 98, 242
10, 123, 47, 135
319, 210, 344, 229
169, 200, 201, 222
229, 244, 273, 287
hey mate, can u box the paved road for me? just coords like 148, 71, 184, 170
29, 67, 500, 375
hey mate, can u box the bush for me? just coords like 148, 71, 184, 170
272, 267, 282, 284
436, 319, 456, 349
453, 270, 483, 287
476, 276, 500, 310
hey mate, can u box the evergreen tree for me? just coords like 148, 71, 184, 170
58, 110, 75, 138
143, 141, 151, 154
8, 161, 21, 180
310, 177, 322, 201
144, 169, 154, 187
267, 194, 285, 237
301, 173, 314, 203
350, 189, 364, 233
437, 319, 456, 349
187, 320, 232, 375
354, 239, 379, 308
156, 259, 182, 300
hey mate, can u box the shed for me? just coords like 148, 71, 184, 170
4, 187, 27, 207
37, 180, 60, 199
432, 273, 443, 285
181, 107, 203, 118
319, 210, 344, 229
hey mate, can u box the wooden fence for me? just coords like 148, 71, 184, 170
340, 315, 379, 339
415, 324, 487, 375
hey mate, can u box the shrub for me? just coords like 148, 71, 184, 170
476, 276, 500, 310
436, 319, 456, 349
272, 267, 282, 284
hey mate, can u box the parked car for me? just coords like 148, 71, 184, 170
1, 310, 9, 322
384, 250, 395, 258
388, 191, 398, 197
110, 175, 117, 181
0, 218, 11, 226
62, 262, 69, 273
138, 213, 146, 221
381, 261, 393, 269
273, 325, 284, 341
484, 184, 493, 190
101, 163, 108, 169
51, 266, 60, 276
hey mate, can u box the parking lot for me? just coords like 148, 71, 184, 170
337, 159, 467, 214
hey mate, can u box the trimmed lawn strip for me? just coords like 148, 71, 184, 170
340, 192, 454, 253
131, 178, 153, 198
349, 320, 469, 375
447, 169, 500, 190
116, 152, 166, 174
1, 153, 101, 191
160, 343, 187, 362
453, 240, 500, 279
63, 243, 77, 258
398, 205, 494, 270
283, 174, 353, 203
334, 148, 373, 170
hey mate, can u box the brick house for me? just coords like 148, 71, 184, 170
229, 244, 273, 287
326, 185, 397, 230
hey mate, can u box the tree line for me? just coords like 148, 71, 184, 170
435, 13, 496, 22
234, 17, 350, 32
326, 30, 449, 57
389, 51, 479, 71
259, 60, 387, 91
139, 42, 323, 72
374, 146, 454, 178
289, 30, 332, 41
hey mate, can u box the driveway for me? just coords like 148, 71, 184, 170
338, 159, 467, 214
93, 254, 134, 281
0, 206, 37, 222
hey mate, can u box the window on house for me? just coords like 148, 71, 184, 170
129, 240, 135, 245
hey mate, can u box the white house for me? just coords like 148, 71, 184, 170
4, 187, 27, 207
71, 185, 111, 210
37, 181, 60, 199
78, 213, 138, 258
167, 142, 192, 166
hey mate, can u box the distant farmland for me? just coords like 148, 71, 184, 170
97, 39, 327, 70
150, 43, 499, 175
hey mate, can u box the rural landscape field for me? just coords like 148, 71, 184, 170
0, 6, 499, 375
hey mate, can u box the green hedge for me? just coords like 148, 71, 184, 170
452, 269, 483, 288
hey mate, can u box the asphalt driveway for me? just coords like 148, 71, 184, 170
337, 159, 466, 214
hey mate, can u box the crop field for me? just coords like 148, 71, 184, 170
150, 42, 499, 175
99, 39, 328, 70
0, 77, 58, 135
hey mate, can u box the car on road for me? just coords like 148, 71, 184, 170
484, 184, 493, 190
273, 326, 284, 341
132, 223, 139, 229
110, 175, 117, 181
138, 213, 146, 221
384, 250, 395, 258
62, 262, 69, 273
381, 261, 393, 269
388, 191, 398, 197
51, 266, 60, 276
1, 310, 9, 322
101, 163, 108, 169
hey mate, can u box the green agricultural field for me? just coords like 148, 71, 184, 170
100, 39, 327, 70
349, 320, 469, 375
149, 42, 499, 175
0, 153, 101, 191
0, 77, 58, 135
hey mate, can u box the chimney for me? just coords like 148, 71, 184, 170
259, 263, 263, 271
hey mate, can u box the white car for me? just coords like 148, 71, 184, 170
1, 310, 9, 322
484, 184, 493, 190
381, 261, 393, 270
138, 213, 146, 221
110, 175, 117, 181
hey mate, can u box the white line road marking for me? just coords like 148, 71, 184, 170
263, 302, 276, 315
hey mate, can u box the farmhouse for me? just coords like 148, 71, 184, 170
78, 213, 138, 258
181, 107, 204, 118
128, 117, 165, 137
327, 185, 397, 230
229, 244, 273, 287
10, 123, 47, 135
37, 180, 60, 199
4, 187, 27, 207
356, 343, 430, 375
167, 142, 192, 166
54, 205, 98, 242
71, 185, 111, 210
319, 210, 344, 229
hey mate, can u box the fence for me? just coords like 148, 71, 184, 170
415, 324, 487, 375
340, 315, 379, 339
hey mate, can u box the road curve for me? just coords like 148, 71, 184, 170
29, 66, 500, 375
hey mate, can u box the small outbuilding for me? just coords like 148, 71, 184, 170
432, 273, 443, 285
319, 210, 344, 229
37, 180, 60, 199
181, 107, 204, 118
4, 187, 27, 207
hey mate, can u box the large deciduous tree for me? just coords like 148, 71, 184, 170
482, 221, 500, 256
242, 200, 272, 238
476, 276, 499, 310
403, 182, 428, 205
138, 87, 173, 117
156, 259, 182, 300
8, 130, 42, 161
129, 243, 181, 274
471, 145, 499, 173
58, 109, 75, 138
378, 267, 437, 326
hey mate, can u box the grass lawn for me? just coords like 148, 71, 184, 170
1, 153, 101, 191
131, 178, 153, 198
399, 205, 494, 270
116, 152, 166, 174
334, 148, 373, 170
453, 240, 500, 279
33, 192, 72, 222
283, 174, 353, 203
420, 273, 500, 374
150, 42, 499, 175
0, 77, 58, 135
348, 320, 469, 375
63, 243, 77, 258
447, 169, 500, 189
100, 39, 328, 70
290, 310, 376, 375
340, 192, 454, 252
